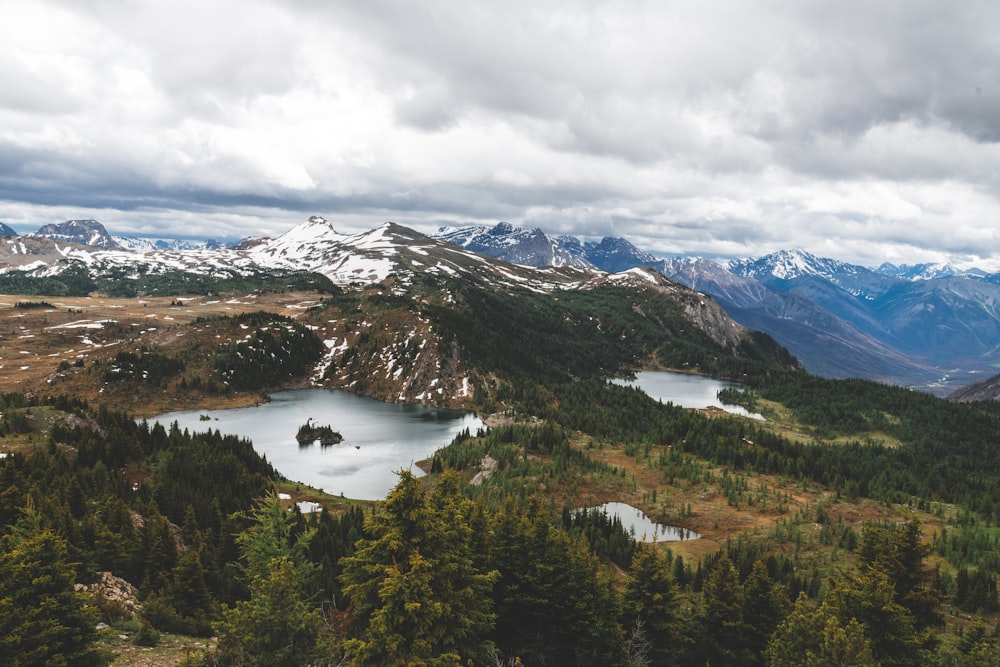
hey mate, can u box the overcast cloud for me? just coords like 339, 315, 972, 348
2, 0, 999, 268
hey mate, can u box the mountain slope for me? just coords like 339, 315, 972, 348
948, 372, 1000, 402
429, 224, 1000, 394
30, 219, 120, 249
0, 218, 799, 408
435, 222, 593, 268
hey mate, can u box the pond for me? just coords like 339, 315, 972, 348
614, 370, 763, 419
151, 389, 484, 500
576, 502, 700, 542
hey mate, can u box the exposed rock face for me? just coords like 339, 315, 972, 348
32, 219, 120, 249
75, 571, 140, 620
436, 221, 594, 268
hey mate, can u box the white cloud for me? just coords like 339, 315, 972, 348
1, 0, 999, 269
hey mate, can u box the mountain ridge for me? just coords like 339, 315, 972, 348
426, 222, 1000, 396
5, 216, 1000, 396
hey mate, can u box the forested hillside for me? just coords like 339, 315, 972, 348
1, 269, 1000, 665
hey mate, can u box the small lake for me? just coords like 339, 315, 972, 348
151, 389, 484, 500
614, 370, 763, 419
578, 502, 700, 542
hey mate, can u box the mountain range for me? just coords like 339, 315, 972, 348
428, 223, 1000, 396
3, 216, 1000, 397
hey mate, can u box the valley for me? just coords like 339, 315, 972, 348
1, 220, 999, 665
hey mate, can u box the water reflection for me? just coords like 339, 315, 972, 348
151, 389, 483, 501
614, 370, 764, 420
575, 502, 700, 543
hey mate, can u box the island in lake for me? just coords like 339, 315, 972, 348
296, 419, 343, 446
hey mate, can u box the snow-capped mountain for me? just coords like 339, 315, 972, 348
728, 248, 848, 281
433, 222, 692, 277
4, 217, 604, 294
429, 222, 1000, 395
875, 262, 988, 281
9, 215, 1000, 396
0, 222, 17, 236
30, 219, 119, 249
728, 249, 897, 300
112, 236, 225, 252
435, 222, 593, 268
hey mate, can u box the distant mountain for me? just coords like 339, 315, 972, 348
729, 249, 896, 300
0, 218, 793, 392
948, 372, 1000, 402
435, 222, 593, 268
876, 261, 988, 281
431, 223, 1000, 395
0, 222, 17, 236
113, 236, 225, 252
582, 236, 659, 272
8, 215, 1000, 395
30, 219, 119, 249
433, 222, 674, 275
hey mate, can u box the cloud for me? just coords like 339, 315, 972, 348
1, 0, 1000, 270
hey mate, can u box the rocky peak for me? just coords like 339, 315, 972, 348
31, 219, 119, 249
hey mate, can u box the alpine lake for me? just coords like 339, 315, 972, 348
150, 371, 754, 509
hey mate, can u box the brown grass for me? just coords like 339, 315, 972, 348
0, 291, 328, 416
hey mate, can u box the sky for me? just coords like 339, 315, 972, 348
2, 1, 1000, 269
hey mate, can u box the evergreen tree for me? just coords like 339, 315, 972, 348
0, 501, 107, 666
143, 547, 218, 636
621, 544, 683, 666
766, 593, 875, 667
214, 556, 322, 667
234, 492, 317, 596
824, 566, 923, 667
859, 519, 941, 630
339, 470, 498, 666
490, 503, 625, 666
695, 552, 752, 665
741, 559, 790, 663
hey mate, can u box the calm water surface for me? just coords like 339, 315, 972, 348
577, 502, 700, 542
152, 389, 483, 500
615, 370, 763, 419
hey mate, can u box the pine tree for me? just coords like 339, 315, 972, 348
621, 544, 682, 665
209, 492, 325, 664
234, 492, 317, 596
697, 552, 752, 665
0, 501, 107, 666
339, 470, 498, 666
489, 503, 624, 665
823, 566, 922, 667
766, 593, 875, 667
741, 559, 790, 662
215, 556, 321, 667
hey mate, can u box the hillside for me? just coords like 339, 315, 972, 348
2, 220, 1000, 666
0, 220, 798, 413
430, 223, 1000, 395
10, 217, 1000, 395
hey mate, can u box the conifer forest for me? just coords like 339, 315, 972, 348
2, 278, 1000, 666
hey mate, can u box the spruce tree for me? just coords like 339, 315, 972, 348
621, 544, 682, 665
766, 593, 875, 667
696, 552, 751, 665
0, 502, 107, 667
339, 470, 498, 666
214, 556, 321, 667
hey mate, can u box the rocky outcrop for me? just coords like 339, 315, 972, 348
32, 219, 120, 249
76, 571, 140, 621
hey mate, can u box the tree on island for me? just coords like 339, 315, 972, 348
296, 419, 343, 446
